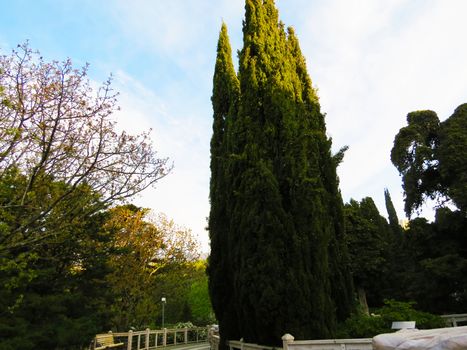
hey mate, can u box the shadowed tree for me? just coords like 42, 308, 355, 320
391, 103, 467, 216
384, 188, 402, 237
390, 102, 467, 313
344, 198, 391, 310
207, 22, 241, 347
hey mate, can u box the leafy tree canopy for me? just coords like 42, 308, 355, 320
391, 103, 467, 216
105, 206, 200, 330
0, 171, 114, 349
344, 197, 392, 308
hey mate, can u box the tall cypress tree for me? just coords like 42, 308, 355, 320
384, 188, 401, 236
287, 27, 354, 324
207, 23, 240, 346
382, 188, 404, 302
209, 1, 353, 345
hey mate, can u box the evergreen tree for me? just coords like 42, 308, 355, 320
207, 23, 240, 346
382, 188, 405, 303
0, 170, 114, 350
391, 103, 467, 216
209, 1, 353, 345
437, 103, 467, 213
344, 198, 392, 309
389, 102, 467, 312
395, 210, 467, 314
384, 189, 401, 236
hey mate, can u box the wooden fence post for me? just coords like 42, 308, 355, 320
146, 328, 150, 350
282, 334, 294, 350
163, 328, 167, 347
184, 328, 188, 344
128, 330, 133, 350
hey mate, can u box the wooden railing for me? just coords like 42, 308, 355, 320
214, 313, 467, 350
228, 339, 276, 350
282, 334, 372, 350
226, 334, 372, 350
441, 313, 467, 327
207, 327, 220, 350
95, 327, 208, 350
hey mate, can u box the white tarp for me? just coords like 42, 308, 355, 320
372, 326, 467, 350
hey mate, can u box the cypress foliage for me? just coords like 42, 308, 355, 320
207, 23, 240, 347
209, 1, 354, 345
287, 28, 354, 324
382, 188, 404, 303
384, 188, 401, 236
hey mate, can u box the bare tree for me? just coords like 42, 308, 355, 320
0, 43, 172, 251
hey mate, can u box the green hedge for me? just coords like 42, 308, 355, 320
336, 300, 446, 338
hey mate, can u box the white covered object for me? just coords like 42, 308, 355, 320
373, 326, 467, 350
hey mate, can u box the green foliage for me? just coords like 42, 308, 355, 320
437, 103, 467, 213
104, 207, 201, 330
337, 300, 445, 338
344, 198, 392, 307
391, 110, 440, 216
209, 1, 353, 346
389, 103, 467, 314
336, 312, 386, 339
395, 209, 467, 314
391, 103, 467, 216
208, 21, 241, 345
151, 261, 212, 328
0, 171, 114, 349
378, 300, 445, 329
187, 264, 216, 325
384, 189, 402, 238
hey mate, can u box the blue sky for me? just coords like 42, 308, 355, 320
2, 0, 467, 252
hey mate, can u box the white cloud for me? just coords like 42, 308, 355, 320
112, 69, 212, 252
111, 1, 243, 57
103, 1, 246, 253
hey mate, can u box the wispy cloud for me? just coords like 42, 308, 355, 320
112, 69, 212, 251
103, 1, 246, 251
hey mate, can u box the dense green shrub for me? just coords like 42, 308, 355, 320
337, 300, 446, 338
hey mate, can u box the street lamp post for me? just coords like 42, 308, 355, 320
161, 297, 166, 328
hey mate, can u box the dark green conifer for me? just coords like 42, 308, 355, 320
384, 188, 402, 237
345, 197, 392, 308
209, 1, 353, 345
207, 22, 240, 347
287, 27, 354, 324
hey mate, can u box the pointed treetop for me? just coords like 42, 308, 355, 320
218, 21, 230, 51
212, 22, 239, 118
243, 0, 279, 46
384, 188, 402, 234
216, 22, 234, 66
286, 26, 318, 103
